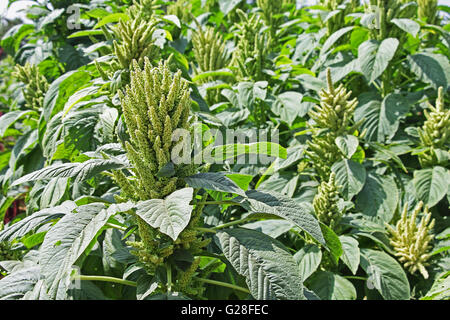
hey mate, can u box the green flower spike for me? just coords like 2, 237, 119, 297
305, 68, 360, 179
231, 9, 271, 81
192, 20, 230, 104
313, 172, 344, 230
114, 57, 195, 201
13, 63, 49, 111
386, 201, 435, 279
418, 87, 449, 167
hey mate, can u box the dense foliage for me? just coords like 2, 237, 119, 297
0, 0, 448, 300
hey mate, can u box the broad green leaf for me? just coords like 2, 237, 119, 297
391, 18, 420, 37
0, 110, 37, 137
354, 94, 410, 142
0, 201, 76, 242
43, 70, 91, 121
242, 220, 293, 239
94, 13, 130, 29
339, 236, 360, 275
192, 69, 235, 82
321, 26, 355, 55
421, 273, 450, 300
40, 203, 111, 298
219, 0, 244, 15
320, 223, 343, 264
331, 159, 366, 200
10, 158, 127, 187
0, 267, 41, 300
40, 177, 68, 209
215, 228, 305, 300
356, 172, 398, 223
39, 8, 65, 28
68, 30, 104, 39
258, 172, 299, 197
413, 166, 448, 208
225, 173, 253, 191
308, 271, 356, 300
210, 142, 287, 161
185, 172, 246, 197
335, 135, 359, 158
407, 53, 450, 89
232, 190, 325, 246
135, 188, 194, 241
360, 248, 410, 300
358, 38, 399, 83
0, 24, 34, 55
294, 244, 322, 281
274, 91, 304, 125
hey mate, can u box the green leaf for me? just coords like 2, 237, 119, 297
94, 13, 130, 29
356, 172, 398, 223
339, 236, 360, 275
274, 92, 304, 125
0, 110, 37, 137
0, 201, 76, 242
407, 53, 450, 89
185, 173, 246, 197
320, 223, 343, 264
360, 248, 410, 300
232, 190, 325, 246
219, 0, 244, 15
321, 26, 355, 55
192, 69, 235, 82
40, 177, 68, 209
1, 24, 34, 55
308, 271, 356, 300
413, 166, 448, 208
335, 135, 359, 158
294, 244, 322, 281
40, 203, 111, 299
242, 220, 293, 239
68, 30, 104, 39
0, 267, 41, 300
211, 142, 287, 162
10, 158, 127, 187
358, 38, 399, 83
390, 18, 420, 37
331, 159, 366, 200
135, 188, 194, 241
22, 232, 47, 249
39, 8, 65, 28
215, 228, 305, 300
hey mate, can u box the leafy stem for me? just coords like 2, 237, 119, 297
195, 277, 250, 294
74, 275, 137, 287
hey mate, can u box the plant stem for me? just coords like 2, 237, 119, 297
106, 223, 127, 231
197, 200, 240, 206
344, 276, 367, 281
213, 217, 257, 230
196, 277, 250, 294
167, 264, 172, 295
194, 227, 217, 234
74, 275, 137, 287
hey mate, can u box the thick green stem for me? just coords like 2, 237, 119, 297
167, 264, 172, 294
196, 277, 250, 294
74, 275, 137, 287
213, 217, 258, 230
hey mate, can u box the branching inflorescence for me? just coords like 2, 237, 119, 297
386, 202, 435, 279
417, 87, 449, 168
304, 69, 360, 179
232, 9, 271, 81
13, 63, 49, 111
192, 21, 231, 104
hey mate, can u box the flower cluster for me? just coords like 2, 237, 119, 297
232, 9, 271, 81
192, 21, 230, 104
386, 202, 435, 279
114, 58, 196, 201
418, 87, 449, 167
13, 63, 49, 111
304, 69, 360, 179
313, 172, 344, 230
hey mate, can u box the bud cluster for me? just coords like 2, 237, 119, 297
13, 63, 49, 111
386, 202, 435, 279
